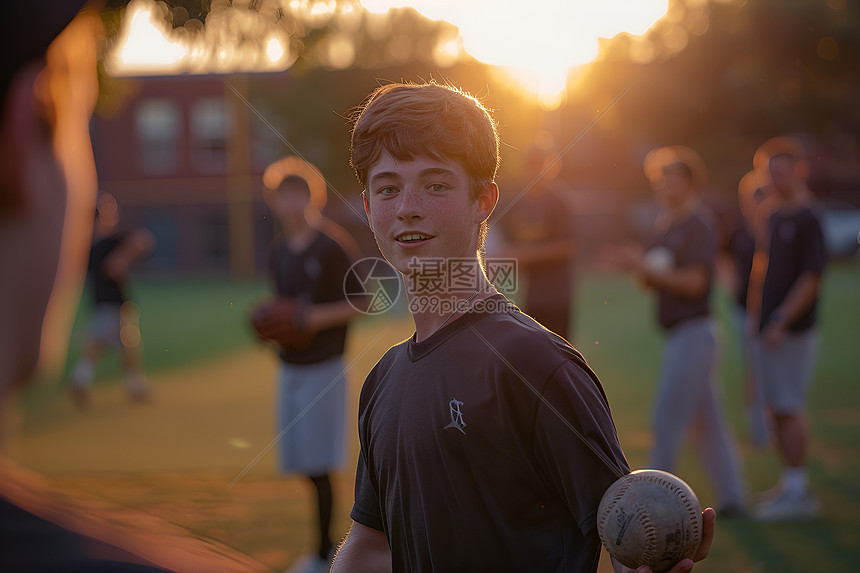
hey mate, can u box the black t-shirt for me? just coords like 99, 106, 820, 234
651, 208, 716, 330
726, 213, 755, 309
270, 230, 353, 365
89, 232, 129, 305
351, 294, 629, 573
0, 497, 168, 572
760, 206, 827, 332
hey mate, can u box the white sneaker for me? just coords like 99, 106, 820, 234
753, 488, 819, 521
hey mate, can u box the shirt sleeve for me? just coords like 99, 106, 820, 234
530, 361, 630, 537
319, 238, 352, 303
350, 447, 385, 531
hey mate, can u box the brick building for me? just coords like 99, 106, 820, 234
93, 74, 290, 277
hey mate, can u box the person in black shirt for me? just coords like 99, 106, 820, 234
747, 138, 827, 521
251, 160, 359, 573
332, 83, 715, 573
69, 193, 155, 408
606, 149, 745, 516
496, 145, 577, 340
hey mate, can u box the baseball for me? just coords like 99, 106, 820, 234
643, 246, 675, 271
597, 469, 703, 572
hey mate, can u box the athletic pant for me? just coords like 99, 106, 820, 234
650, 316, 745, 507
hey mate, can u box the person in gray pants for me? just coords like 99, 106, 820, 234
607, 147, 746, 515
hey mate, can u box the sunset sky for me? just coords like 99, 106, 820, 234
108, 0, 671, 108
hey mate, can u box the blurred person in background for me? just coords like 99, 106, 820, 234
494, 144, 578, 340
747, 137, 827, 521
718, 171, 770, 448
69, 192, 155, 408
251, 158, 360, 573
606, 146, 746, 516
0, 2, 177, 570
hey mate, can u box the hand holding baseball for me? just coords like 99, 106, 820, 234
619, 508, 715, 573
598, 470, 716, 573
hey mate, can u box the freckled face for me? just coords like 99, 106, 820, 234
364, 152, 490, 275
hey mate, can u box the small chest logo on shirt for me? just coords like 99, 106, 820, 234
443, 398, 467, 435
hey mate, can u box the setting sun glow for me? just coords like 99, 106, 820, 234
114, 2, 187, 73
362, 0, 669, 108
107, 0, 669, 107
106, 0, 292, 76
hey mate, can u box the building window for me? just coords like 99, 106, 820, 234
143, 213, 179, 271
202, 212, 230, 267
251, 101, 285, 171
135, 99, 180, 174
191, 97, 230, 173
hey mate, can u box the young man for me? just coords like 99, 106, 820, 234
70, 192, 156, 408
332, 83, 715, 573
747, 138, 827, 521
252, 160, 359, 573
608, 150, 746, 517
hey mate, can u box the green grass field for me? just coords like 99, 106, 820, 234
67, 278, 271, 377
21, 277, 274, 425
12, 262, 860, 572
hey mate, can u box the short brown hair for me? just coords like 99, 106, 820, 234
350, 82, 500, 199
754, 136, 805, 167
753, 136, 809, 183
643, 145, 707, 189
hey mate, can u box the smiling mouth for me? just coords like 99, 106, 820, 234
396, 233, 434, 243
